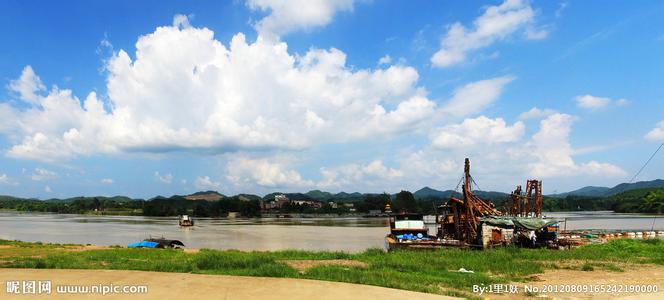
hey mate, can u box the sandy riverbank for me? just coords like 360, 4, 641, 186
0, 269, 454, 300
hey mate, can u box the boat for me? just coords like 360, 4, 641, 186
385, 213, 447, 250
179, 214, 194, 226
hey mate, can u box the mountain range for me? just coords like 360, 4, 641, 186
4, 179, 663, 203
547, 179, 664, 198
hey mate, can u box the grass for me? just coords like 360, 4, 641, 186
1, 239, 663, 297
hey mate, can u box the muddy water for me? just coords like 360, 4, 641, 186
0, 211, 661, 252
0, 212, 389, 252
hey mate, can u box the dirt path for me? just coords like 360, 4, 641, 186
487, 264, 664, 299
0, 269, 455, 300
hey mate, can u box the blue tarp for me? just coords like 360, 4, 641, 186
127, 241, 159, 248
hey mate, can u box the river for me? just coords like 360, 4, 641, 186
0, 211, 662, 252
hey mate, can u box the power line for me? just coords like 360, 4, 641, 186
629, 142, 664, 183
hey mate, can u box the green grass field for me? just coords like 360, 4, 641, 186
1, 239, 663, 297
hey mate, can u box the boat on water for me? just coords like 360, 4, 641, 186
179, 214, 194, 227
385, 213, 448, 250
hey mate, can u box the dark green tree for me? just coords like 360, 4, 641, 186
394, 190, 417, 213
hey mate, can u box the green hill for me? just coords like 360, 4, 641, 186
549, 179, 664, 198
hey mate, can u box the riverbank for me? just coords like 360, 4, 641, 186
1, 239, 663, 298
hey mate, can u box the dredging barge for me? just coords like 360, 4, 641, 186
386, 158, 560, 250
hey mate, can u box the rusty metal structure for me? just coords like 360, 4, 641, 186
446, 158, 502, 244
510, 180, 542, 217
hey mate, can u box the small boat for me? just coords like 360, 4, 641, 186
179, 214, 194, 226
385, 213, 446, 251
128, 238, 185, 249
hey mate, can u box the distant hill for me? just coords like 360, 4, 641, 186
334, 192, 363, 198
549, 179, 664, 198
305, 190, 334, 200
413, 187, 452, 199
43, 196, 141, 203
189, 190, 226, 197
609, 179, 664, 195
412, 187, 509, 202
236, 194, 262, 201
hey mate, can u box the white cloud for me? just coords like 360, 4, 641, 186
194, 176, 221, 190
247, 0, 354, 38
8, 65, 45, 104
575, 94, 628, 111
579, 161, 627, 177
431, 0, 540, 67
0, 174, 19, 186
172, 14, 191, 29
518, 107, 557, 120
318, 160, 403, 189
645, 121, 664, 141
524, 26, 549, 40
1, 17, 436, 162
441, 76, 514, 117
431, 116, 525, 149
226, 156, 313, 188
154, 171, 173, 184
378, 54, 392, 65
100, 178, 114, 184
524, 113, 626, 177
31, 168, 58, 181
44, 185, 52, 193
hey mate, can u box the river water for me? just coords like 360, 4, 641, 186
0, 211, 662, 252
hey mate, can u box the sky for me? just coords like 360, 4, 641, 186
0, 0, 663, 199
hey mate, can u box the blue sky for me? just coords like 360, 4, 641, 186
1, 0, 663, 198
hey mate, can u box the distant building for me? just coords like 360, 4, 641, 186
275, 194, 290, 208
328, 202, 338, 209
292, 200, 323, 209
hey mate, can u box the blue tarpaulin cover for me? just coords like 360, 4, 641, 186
127, 241, 159, 248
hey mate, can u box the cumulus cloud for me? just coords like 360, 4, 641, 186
1, 16, 436, 162
194, 176, 221, 190
8, 65, 45, 105
518, 107, 557, 120
0, 174, 18, 186
100, 178, 114, 184
431, 116, 525, 149
431, 0, 542, 67
154, 171, 173, 184
226, 156, 313, 188
247, 0, 354, 38
524, 26, 549, 40
524, 113, 626, 177
575, 94, 628, 111
441, 76, 514, 117
31, 168, 57, 181
44, 185, 52, 193
645, 121, 664, 141
378, 54, 392, 65
318, 160, 403, 189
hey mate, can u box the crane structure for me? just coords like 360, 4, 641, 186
447, 158, 502, 244
510, 179, 543, 217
